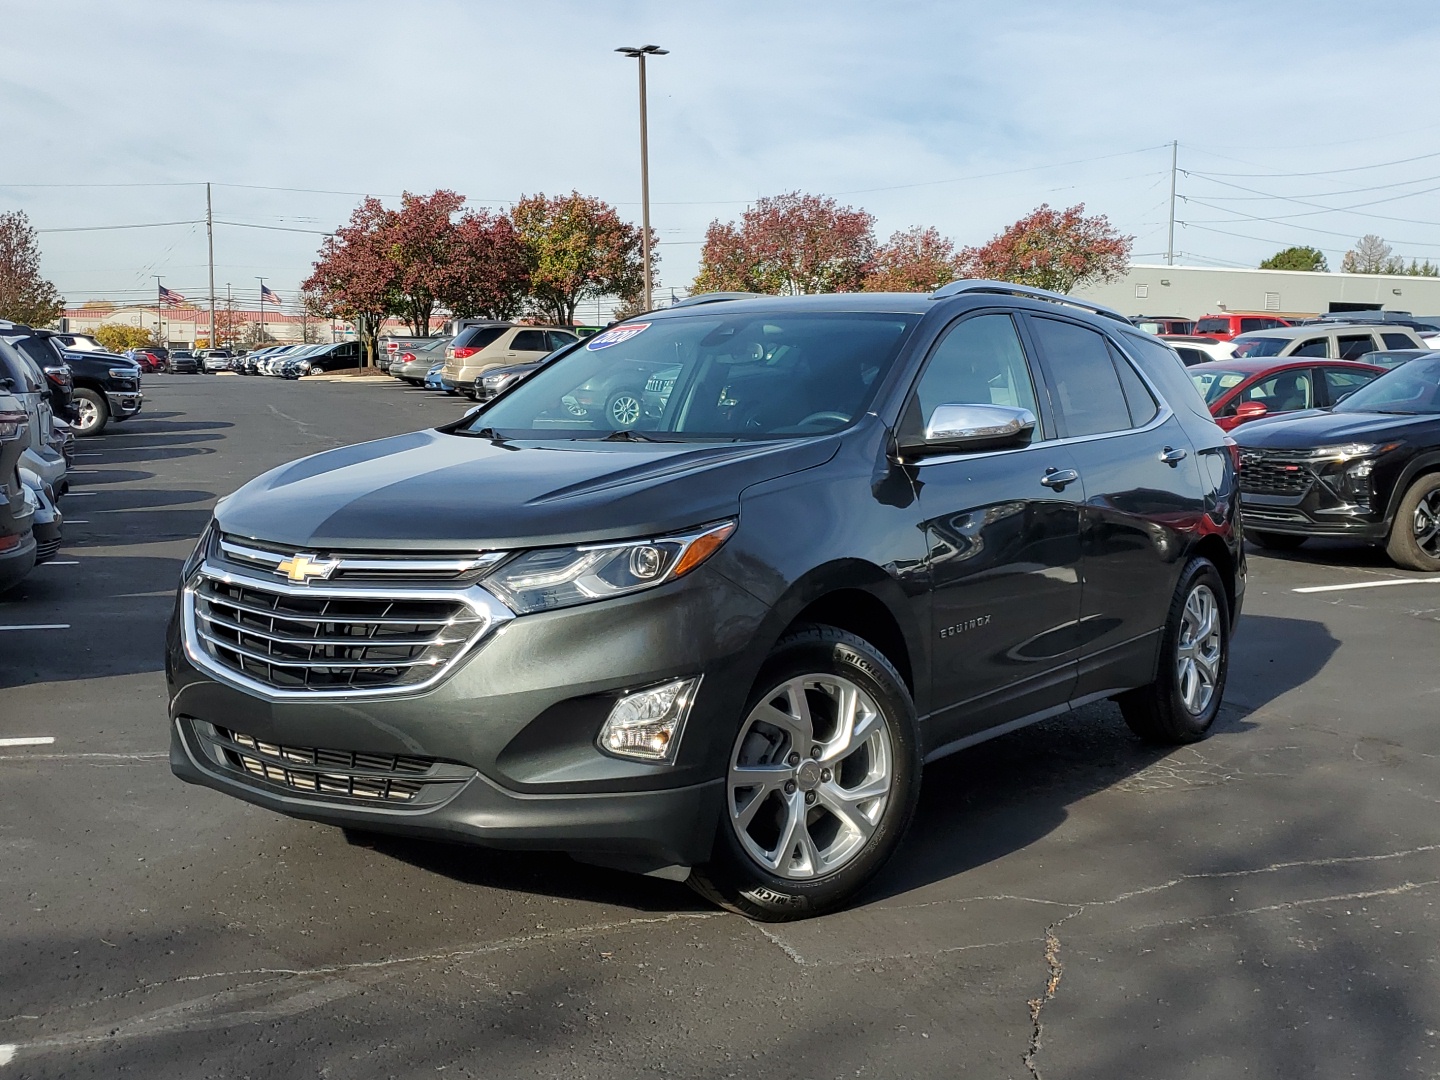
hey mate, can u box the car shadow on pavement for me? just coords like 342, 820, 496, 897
80, 444, 217, 465
859, 612, 1338, 906
1247, 536, 1400, 570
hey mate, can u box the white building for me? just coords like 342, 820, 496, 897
1071, 264, 1440, 321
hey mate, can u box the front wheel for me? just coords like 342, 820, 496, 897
1118, 558, 1230, 744
689, 625, 921, 921
73, 388, 109, 436
1386, 474, 1440, 571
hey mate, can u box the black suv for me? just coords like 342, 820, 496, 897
47, 334, 143, 435
167, 283, 1244, 920
1235, 354, 1440, 569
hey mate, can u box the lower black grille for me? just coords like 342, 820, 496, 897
1240, 453, 1312, 496
201, 723, 474, 805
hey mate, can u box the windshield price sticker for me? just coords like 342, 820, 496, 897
586, 322, 651, 350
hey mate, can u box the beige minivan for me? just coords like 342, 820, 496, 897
1231, 322, 1424, 362
443, 323, 580, 398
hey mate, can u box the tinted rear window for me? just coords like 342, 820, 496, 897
1195, 317, 1231, 334
455, 326, 507, 349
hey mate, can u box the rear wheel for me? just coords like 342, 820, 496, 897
689, 625, 920, 921
1249, 530, 1307, 551
1386, 474, 1440, 571
605, 389, 642, 429
1119, 558, 1230, 744
73, 388, 108, 436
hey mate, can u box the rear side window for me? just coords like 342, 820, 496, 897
1195, 317, 1231, 334
1383, 332, 1416, 349
1291, 337, 1328, 358
455, 326, 506, 350
1122, 330, 1216, 422
547, 330, 579, 350
1239, 318, 1269, 333
1028, 317, 1132, 437
1228, 369, 1313, 414
511, 330, 549, 352
1337, 334, 1376, 360
1109, 344, 1159, 426
1322, 366, 1377, 402
913, 313, 1039, 424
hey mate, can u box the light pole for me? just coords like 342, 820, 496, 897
616, 44, 667, 313
256, 276, 267, 344
152, 275, 165, 348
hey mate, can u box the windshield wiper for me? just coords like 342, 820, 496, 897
466, 426, 508, 443
600, 429, 668, 442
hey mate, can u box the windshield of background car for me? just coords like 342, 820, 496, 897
1333, 357, 1440, 415
1231, 335, 1288, 358
1189, 368, 1250, 404
463, 311, 920, 440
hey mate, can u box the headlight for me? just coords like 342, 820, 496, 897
1308, 442, 1400, 461
483, 520, 736, 614
108, 367, 137, 379
181, 520, 216, 581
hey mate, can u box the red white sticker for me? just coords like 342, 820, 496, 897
586, 322, 651, 350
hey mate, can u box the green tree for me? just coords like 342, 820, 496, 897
1259, 246, 1328, 272
513, 192, 646, 325
0, 210, 65, 326
92, 324, 155, 352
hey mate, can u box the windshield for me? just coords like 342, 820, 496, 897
1334, 356, 1440, 415
1189, 369, 1250, 405
1231, 336, 1288, 358
463, 311, 919, 440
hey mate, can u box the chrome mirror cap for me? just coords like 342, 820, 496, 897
925, 404, 1037, 444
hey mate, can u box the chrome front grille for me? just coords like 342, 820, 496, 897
218, 534, 505, 583
184, 564, 513, 698
1239, 452, 1312, 496
197, 722, 474, 805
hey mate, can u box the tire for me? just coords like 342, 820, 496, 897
604, 388, 643, 430
689, 624, 921, 921
1118, 557, 1230, 745
73, 388, 109, 436
1386, 473, 1440, 572
1249, 530, 1307, 552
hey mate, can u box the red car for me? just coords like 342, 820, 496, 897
129, 349, 168, 373
1188, 357, 1385, 431
1191, 313, 1295, 342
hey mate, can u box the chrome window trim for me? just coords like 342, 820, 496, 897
181, 564, 516, 702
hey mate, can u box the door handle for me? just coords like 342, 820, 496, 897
1040, 467, 1079, 490
1159, 446, 1188, 466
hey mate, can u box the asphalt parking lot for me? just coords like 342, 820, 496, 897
3, 374, 1440, 1079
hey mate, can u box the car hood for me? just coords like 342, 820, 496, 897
216, 428, 840, 551
1234, 408, 1440, 449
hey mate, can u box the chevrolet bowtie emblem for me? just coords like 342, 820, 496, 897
274, 553, 339, 583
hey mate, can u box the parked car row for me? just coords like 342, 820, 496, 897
381, 322, 586, 402
0, 321, 109, 593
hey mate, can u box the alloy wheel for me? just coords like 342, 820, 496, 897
608, 393, 641, 428
1175, 583, 1222, 715
1414, 491, 1440, 557
728, 674, 893, 880
76, 397, 99, 434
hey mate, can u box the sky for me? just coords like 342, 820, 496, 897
4, 0, 1440, 320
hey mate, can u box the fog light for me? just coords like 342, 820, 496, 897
599, 677, 701, 763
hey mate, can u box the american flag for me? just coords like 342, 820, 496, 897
261, 285, 283, 306
159, 285, 185, 306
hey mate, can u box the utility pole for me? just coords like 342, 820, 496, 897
207, 182, 217, 351
225, 282, 233, 350
1167, 140, 1178, 267
152, 275, 165, 347
617, 45, 667, 313
256, 276, 267, 344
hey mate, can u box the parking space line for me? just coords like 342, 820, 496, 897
64, 519, 89, 524
64, 491, 97, 497
0, 624, 70, 631
1294, 578, 1440, 594
0, 737, 56, 747
39, 561, 79, 566
74, 452, 103, 458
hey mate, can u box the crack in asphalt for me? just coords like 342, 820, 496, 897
1023, 923, 1067, 1080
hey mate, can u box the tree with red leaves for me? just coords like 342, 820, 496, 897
694, 192, 876, 296
441, 209, 529, 321
956, 203, 1131, 294
513, 192, 645, 326
0, 210, 64, 326
864, 226, 961, 292
303, 197, 396, 366
387, 190, 465, 336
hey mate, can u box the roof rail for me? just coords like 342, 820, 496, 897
930, 279, 1131, 325
666, 291, 765, 309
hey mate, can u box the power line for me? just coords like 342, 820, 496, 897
37, 219, 205, 233
1184, 149, 1440, 179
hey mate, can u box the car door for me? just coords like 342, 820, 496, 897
1024, 314, 1207, 700
908, 311, 1083, 746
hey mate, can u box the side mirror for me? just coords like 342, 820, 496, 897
1233, 401, 1269, 423
900, 404, 1037, 457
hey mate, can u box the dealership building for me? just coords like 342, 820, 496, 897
1072, 264, 1440, 321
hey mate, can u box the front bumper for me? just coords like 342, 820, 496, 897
1239, 448, 1392, 541
166, 563, 771, 872
105, 390, 144, 419
0, 529, 37, 592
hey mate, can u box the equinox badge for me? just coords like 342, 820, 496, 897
274, 553, 339, 583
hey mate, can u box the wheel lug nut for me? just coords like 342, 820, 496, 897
787, 752, 801, 766
810, 746, 821, 759
821, 769, 831, 782
804, 790, 816, 805
784, 779, 797, 794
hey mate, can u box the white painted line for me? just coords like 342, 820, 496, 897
0, 1043, 14, 1066
74, 451, 103, 457
39, 561, 79, 566
0, 737, 55, 748
0, 624, 69, 631
1294, 578, 1440, 594
67, 470, 98, 475
64, 519, 89, 524
64, 491, 97, 497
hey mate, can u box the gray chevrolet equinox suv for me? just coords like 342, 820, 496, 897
168, 283, 1244, 920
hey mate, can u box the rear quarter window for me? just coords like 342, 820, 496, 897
1118, 330, 1215, 424
455, 326, 507, 350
